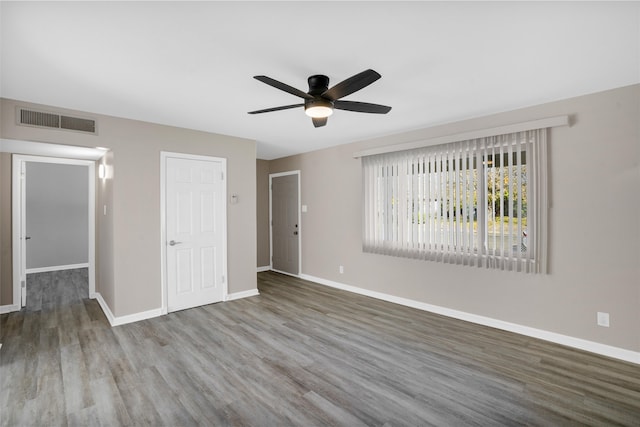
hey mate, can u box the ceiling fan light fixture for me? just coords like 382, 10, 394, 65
304, 98, 334, 118
305, 105, 333, 118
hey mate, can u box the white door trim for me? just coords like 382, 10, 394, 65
269, 170, 301, 276
160, 151, 228, 315
11, 154, 96, 309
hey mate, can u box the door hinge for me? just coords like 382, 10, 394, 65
221, 275, 225, 283
221, 172, 224, 180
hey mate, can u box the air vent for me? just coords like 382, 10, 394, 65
20, 109, 60, 128
61, 115, 96, 133
17, 107, 97, 134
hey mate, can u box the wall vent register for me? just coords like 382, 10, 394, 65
17, 107, 97, 134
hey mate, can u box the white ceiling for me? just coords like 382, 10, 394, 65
2, 1, 638, 160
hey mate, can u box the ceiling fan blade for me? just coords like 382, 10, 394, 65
248, 104, 304, 114
334, 100, 392, 114
254, 76, 314, 100
312, 117, 327, 128
322, 69, 382, 101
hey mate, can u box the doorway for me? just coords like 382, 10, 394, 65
270, 171, 301, 276
161, 152, 228, 313
12, 155, 96, 309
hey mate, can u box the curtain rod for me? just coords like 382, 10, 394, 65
353, 115, 570, 159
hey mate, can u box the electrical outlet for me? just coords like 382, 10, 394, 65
339, 265, 344, 274
597, 312, 610, 327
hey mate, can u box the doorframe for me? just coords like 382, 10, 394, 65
159, 151, 228, 315
269, 170, 301, 276
11, 154, 96, 309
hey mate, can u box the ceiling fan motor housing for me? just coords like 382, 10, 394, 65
305, 75, 334, 117
308, 75, 330, 95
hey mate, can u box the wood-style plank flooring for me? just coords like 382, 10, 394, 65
1, 269, 639, 426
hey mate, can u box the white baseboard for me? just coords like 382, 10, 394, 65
227, 289, 260, 301
0, 304, 20, 314
26, 263, 89, 274
271, 269, 300, 278
94, 293, 115, 324
94, 292, 163, 327
257, 266, 271, 273
299, 273, 640, 365
94, 289, 259, 326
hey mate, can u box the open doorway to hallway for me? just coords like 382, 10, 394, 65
12, 155, 96, 310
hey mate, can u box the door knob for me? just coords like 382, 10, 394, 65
293, 231, 298, 235
169, 240, 182, 246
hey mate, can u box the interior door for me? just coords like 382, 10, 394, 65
271, 173, 299, 275
166, 156, 225, 312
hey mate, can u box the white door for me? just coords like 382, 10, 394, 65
166, 156, 226, 312
271, 173, 299, 275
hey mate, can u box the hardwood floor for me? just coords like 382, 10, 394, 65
24, 269, 89, 312
1, 270, 639, 426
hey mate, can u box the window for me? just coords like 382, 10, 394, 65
362, 129, 547, 273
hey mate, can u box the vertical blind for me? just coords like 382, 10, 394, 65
362, 129, 548, 273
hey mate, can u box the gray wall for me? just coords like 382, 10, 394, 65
1, 98, 257, 317
25, 162, 88, 269
267, 84, 640, 353
97, 150, 115, 313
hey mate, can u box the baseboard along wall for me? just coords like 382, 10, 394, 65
291, 273, 640, 365
94, 293, 163, 327
94, 288, 260, 327
7, 264, 637, 364
0, 304, 20, 314
26, 263, 89, 274
227, 289, 260, 301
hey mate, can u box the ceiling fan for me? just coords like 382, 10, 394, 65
248, 69, 391, 128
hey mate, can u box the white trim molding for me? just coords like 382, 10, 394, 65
257, 266, 271, 273
353, 115, 570, 158
0, 138, 107, 160
26, 263, 89, 274
0, 304, 21, 314
226, 289, 260, 301
299, 273, 640, 365
95, 293, 163, 327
